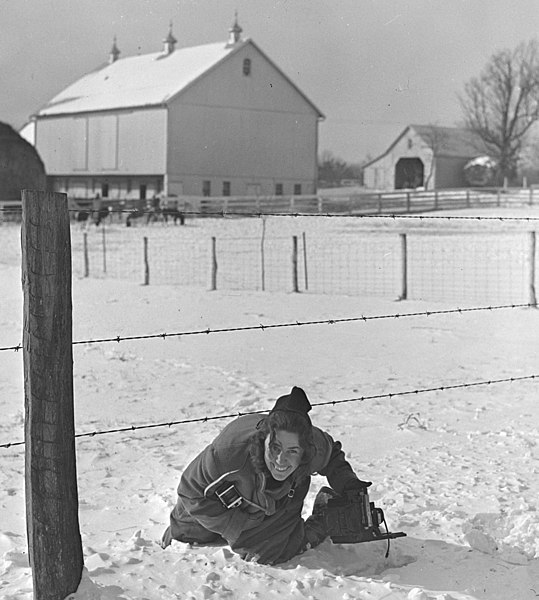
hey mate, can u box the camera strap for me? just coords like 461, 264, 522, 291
204, 469, 266, 512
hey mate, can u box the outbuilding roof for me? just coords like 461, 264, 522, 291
411, 124, 486, 158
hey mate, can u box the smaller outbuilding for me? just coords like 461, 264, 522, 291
0, 122, 46, 218
363, 124, 487, 191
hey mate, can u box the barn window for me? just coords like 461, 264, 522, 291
243, 58, 251, 76
293, 184, 302, 196
275, 183, 283, 196
203, 180, 211, 197
408, 138, 413, 149
222, 181, 231, 196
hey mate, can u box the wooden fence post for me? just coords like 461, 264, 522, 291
210, 236, 218, 290
529, 231, 537, 308
143, 236, 149, 285
21, 190, 83, 600
398, 232, 408, 300
83, 232, 89, 277
292, 235, 299, 292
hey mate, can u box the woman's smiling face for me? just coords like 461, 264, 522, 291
264, 429, 304, 481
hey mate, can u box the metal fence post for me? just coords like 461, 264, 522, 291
211, 236, 217, 290
292, 235, 299, 292
529, 231, 537, 308
83, 232, 89, 277
398, 232, 408, 300
102, 224, 107, 274
302, 231, 309, 291
260, 219, 266, 291
143, 236, 149, 285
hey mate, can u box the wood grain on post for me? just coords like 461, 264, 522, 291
21, 190, 83, 599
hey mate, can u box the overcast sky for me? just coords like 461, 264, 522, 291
2, 0, 539, 162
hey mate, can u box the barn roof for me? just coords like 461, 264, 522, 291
34, 38, 324, 119
364, 124, 486, 168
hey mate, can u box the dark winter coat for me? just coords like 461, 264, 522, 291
168, 413, 361, 564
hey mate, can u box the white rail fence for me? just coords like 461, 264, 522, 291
194, 187, 539, 216
2, 186, 539, 220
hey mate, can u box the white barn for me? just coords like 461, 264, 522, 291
25, 18, 324, 207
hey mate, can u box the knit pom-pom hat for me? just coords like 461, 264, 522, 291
270, 386, 312, 426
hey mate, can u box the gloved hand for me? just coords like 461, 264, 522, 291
236, 548, 261, 562
344, 478, 372, 492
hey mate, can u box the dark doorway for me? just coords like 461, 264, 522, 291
395, 158, 424, 189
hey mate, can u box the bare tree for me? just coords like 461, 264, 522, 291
459, 39, 539, 183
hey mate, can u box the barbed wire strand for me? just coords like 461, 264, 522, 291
0, 303, 533, 353
2, 206, 539, 221
1, 373, 536, 450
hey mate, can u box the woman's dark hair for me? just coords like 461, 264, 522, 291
249, 410, 315, 481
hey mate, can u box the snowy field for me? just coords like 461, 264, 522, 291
1, 209, 539, 599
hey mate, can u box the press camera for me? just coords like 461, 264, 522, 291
315, 486, 406, 545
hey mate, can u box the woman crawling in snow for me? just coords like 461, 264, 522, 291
161, 386, 371, 564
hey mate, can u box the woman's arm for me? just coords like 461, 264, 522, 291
313, 428, 370, 494
178, 444, 252, 543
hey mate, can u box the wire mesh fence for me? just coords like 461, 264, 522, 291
407, 232, 530, 303
67, 217, 538, 305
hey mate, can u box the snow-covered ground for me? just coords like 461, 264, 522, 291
1, 210, 539, 599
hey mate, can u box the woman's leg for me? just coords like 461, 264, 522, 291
163, 497, 226, 547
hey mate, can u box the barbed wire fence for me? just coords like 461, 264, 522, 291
1, 373, 537, 450
0, 302, 533, 353
1, 208, 538, 450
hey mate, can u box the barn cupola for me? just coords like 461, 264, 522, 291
109, 36, 120, 64
226, 12, 243, 47
163, 21, 177, 55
